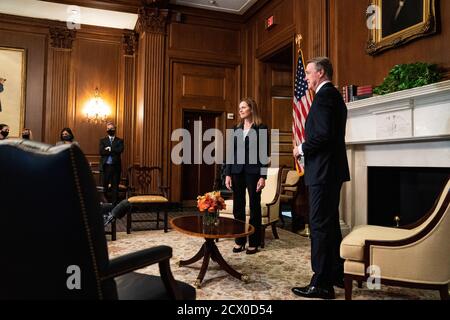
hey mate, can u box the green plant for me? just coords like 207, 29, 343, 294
374, 62, 442, 95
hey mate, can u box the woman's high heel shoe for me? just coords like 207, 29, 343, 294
246, 247, 258, 255
232, 245, 246, 253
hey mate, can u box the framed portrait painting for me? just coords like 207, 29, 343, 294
0, 47, 26, 138
367, 0, 438, 55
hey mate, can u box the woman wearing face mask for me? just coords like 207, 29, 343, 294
21, 128, 33, 140
56, 127, 79, 146
0, 124, 9, 140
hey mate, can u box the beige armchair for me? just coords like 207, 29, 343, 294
340, 178, 450, 300
279, 169, 301, 221
220, 167, 283, 248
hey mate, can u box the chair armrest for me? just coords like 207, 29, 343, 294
102, 245, 172, 280
159, 186, 170, 197
281, 183, 296, 188
104, 245, 184, 299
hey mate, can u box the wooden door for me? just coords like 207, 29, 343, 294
182, 112, 219, 203
261, 56, 294, 169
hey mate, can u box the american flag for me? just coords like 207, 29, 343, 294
292, 50, 314, 174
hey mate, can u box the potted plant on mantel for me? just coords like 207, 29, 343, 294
373, 62, 443, 95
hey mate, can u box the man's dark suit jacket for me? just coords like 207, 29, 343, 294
302, 82, 350, 186
225, 123, 269, 179
99, 136, 124, 168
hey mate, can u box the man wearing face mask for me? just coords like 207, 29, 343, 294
99, 122, 124, 205
22, 128, 32, 140
0, 124, 9, 140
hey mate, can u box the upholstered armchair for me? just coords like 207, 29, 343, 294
279, 169, 301, 226
0, 140, 195, 300
220, 167, 283, 248
340, 178, 449, 300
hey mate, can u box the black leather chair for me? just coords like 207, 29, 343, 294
0, 139, 196, 300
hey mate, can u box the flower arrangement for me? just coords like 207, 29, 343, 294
197, 191, 226, 213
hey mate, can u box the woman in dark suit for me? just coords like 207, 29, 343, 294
225, 98, 269, 255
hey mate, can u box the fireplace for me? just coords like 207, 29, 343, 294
340, 80, 450, 230
367, 167, 449, 227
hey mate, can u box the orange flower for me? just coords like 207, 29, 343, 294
197, 191, 226, 213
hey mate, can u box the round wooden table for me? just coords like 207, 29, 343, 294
170, 215, 254, 288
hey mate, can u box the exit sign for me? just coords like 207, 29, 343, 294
265, 15, 275, 29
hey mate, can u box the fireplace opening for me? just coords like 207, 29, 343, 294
368, 167, 449, 227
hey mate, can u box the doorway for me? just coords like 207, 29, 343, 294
260, 44, 294, 168
182, 111, 220, 205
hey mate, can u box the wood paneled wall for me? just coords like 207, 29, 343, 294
166, 8, 241, 201
1, 0, 449, 202
0, 15, 48, 141
329, 0, 450, 88
0, 14, 134, 176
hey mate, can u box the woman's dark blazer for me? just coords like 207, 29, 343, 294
224, 123, 269, 179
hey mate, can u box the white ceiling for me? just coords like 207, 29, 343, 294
0, 0, 138, 29
171, 0, 258, 15
0, 0, 258, 30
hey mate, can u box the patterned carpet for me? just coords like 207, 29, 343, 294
107, 224, 441, 300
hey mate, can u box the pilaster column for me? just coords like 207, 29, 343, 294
45, 26, 75, 144
135, 6, 169, 176
308, 0, 328, 58
120, 31, 138, 177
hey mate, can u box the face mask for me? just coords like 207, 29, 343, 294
1, 130, 8, 138
107, 129, 115, 136
62, 135, 72, 141
22, 134, 30, 139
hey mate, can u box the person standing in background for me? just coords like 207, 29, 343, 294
0, 78, 5, 112
0, 124, 9, 140
21, 128, 32, 140
99, 122, 124, 205
57, 127, 79, 146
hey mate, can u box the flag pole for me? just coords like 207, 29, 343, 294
293, 34, 304, 175
293, 34, 310, 238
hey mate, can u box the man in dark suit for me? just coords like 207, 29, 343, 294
99, 122, 124, 205
292, 57, 350, 299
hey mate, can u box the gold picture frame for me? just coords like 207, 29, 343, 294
367, 0, 437, 55
0, 47, 26, 138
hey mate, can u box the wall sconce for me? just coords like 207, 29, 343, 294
84, 87, 110, 124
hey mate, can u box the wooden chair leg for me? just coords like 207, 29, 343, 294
111, 220, 116, 241
156, 211, 160, 229
126, 210, 132, 234
357, 280, 363, 288
439, 284, 449, 300
344, 275, 353, 300
271, 222, 279, 239
164, 211, 168, 233
261, 226, 266, 248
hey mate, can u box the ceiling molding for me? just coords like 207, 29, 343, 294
171, 0, 258, 15
0, 0, 138, 29
39, 0, 142, 14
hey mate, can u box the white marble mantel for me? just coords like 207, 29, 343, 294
346, 80, 450, 144
340, 80, 450, 230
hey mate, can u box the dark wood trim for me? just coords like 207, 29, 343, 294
169, 4, 242, 24
255, 24, 296, 60
401, 176, 450, 229
167, 48, 241, 66
169, 216, 254, 239
344, 273, 449, 300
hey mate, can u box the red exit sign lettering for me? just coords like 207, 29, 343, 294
265, 15, 275, 29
